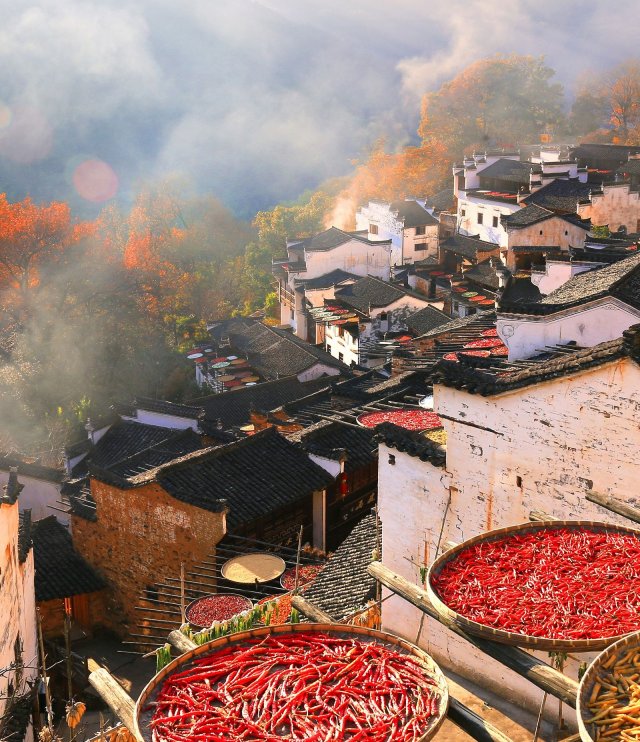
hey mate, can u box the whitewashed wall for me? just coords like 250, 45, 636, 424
378, 356, 640, 718
133, 410, 199, 431
531, 260, 602, 295
457, 195, 519, 246
0, 470, 65, 524
302, 240, 398, 282
498, 299, 640, 360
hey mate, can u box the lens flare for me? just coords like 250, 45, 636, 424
72, 159, 119, 202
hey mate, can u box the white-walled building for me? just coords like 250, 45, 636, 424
376, 324, 640, 718
0, 471, 37, 742
0, 458, 65, 524
497, 252, 640, 361
355, 200, 440, 265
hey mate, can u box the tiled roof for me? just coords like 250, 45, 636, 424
32, 516, 106, 601
213, 321, 349, 379
297, 421, 377, 472
0, 455, 64, 483
134, 397, 204, 419
502, 203, 590, 230
143, 428, 334, 530
498, 275, 542, 306
294, 269, 358, 290
478, 158, 535, 184
335, 276, 427, 313
618, 159, 640, 176
406, 305, 451, 335
389, 200, 439, 228
303, 512, 379, 621
439, 234, 500, 261
462, 259, 500, 290
424, 189, 455, 213
189, 376, 331, 428
290, 227, 391, 252
522, 178, 593, 212
435, 324, 640, 396
500, 253, 640, 314
18, 510, 32, 563
416, 311, 497, 340
374, 422, 447, 465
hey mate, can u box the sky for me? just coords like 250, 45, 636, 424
1, 0, 639, 219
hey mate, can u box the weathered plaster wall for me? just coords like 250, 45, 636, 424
498, 299, 640, 360
71, 479, 226, 634
578, 184, 640, 233
0, 500, 37, 733
378, 357, 640, 717
303, 240, 397, 281
505, 217, 586, 254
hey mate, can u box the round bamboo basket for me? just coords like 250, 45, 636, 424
185, 593, 253, 630
427, 520, 640, 652
221, 552, 286, 584
135, 623, 449, 741
577, 630, 640, 742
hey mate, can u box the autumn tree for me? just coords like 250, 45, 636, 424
607, 61, 640, 142
419, 55, 565, 155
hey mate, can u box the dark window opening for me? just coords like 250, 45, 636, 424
460, 208, 466, 216
516, 476, 523, 488
477, 213, 484, 225
492, 215, 499, 228
415, 225, 426, 235
415, 242, 427, 251
369, 224, 378, 235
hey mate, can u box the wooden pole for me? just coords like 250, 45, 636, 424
586, 490, 640, 525
36, 609, 54, 730
294, 524, 303, 591
180, 562, 186, 625
87, 659, 143, 741
291, 595, 334, 623
529, 510, 558, 522
167, 630, 197, 654
367, 561, 579, 707
447, 697, 516, 742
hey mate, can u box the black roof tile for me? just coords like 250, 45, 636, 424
389, 200, 439, 228
500, 253, 640, 314
304, 513, 379, 621
522, 178, 593, 212
424, 189, 455, 213
435, 324, 640, 396
0, 456, 64, 483
134, 397, 204, 419
478, 158, 535, 185
335, 276, 427, 313
189, 376, 331, 428
297, 421, 377, 472
374, 422, 446, 465
289, 227, 391, 252
18, 510, 32, 564
144, 428, 334, 530
32, 516, 106, 601
294, 269, 358, 290
416, 311, 497, 340
462, 259, 500, 290
406, 305, 451, 335
439, 234, 500, 261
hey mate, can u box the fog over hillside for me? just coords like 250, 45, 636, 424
1, 0, 639, 217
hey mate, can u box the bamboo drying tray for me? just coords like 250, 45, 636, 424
427, 520, 640, 651
185, 593, 253, 630
135, 623, 449, 741
577, 630, 640, 742
221, 552, 286, 584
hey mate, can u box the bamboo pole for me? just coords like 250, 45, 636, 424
447, 697, 515, 742
87, 659, 142, 741
167, 630, 197, 654
586, 490, 640, 525
291, 595, 334, 623
36, 609, 54, 730
367, 561, 579, 707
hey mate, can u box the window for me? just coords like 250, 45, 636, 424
369, 224, 378, 235
338, 352, 344, 362
564, 230, 568, 236
415, 242, 427, 251
290, 308, 295, 320
539, 230, 543, 235
415, 225, 426, 235
379, 312, 388, 321
326, 344, 332, 354
477, 212, 483, 225
492, 215, 499, 228
460, 208, 466, 216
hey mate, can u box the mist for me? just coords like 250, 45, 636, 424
1, 0, 640, 218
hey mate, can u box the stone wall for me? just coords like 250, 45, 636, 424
71, 479, 226, 636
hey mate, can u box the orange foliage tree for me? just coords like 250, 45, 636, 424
0, 194, 94, 317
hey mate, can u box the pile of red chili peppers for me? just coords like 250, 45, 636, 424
149, 632, 443, 740
431, 527, 640, 640
186, 595, 252, 627
280, 565, 324, 591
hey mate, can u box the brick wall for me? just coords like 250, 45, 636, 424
71, 479, 226, 636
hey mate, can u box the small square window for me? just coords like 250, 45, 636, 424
461, 209, 466, 216
415, 226, 426, 235
415, 242, 427, 251
369, 224, 378, 235
477, 213, 484, 225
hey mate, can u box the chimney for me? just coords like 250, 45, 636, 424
2, 467, 24, 505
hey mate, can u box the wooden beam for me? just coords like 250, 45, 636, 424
88, 659, 142, 740
291, 595, 334, 623
447, 697, 516, 742
529, 510, 558, 522
367, 561, 579, 707
586, 490, 640, 525
167, 630, 197, 654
